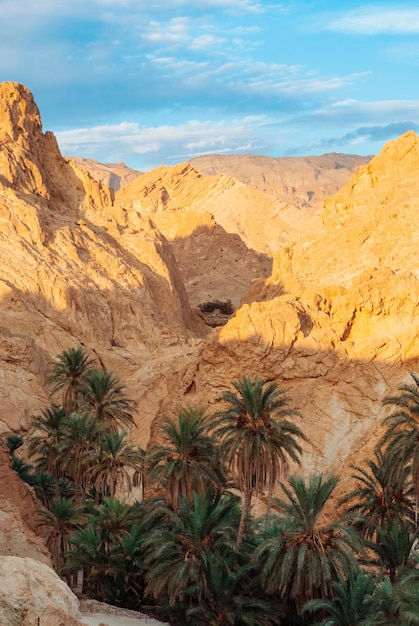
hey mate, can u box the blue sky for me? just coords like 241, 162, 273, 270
2, 1, 419, 171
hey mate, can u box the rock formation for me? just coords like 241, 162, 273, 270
0, 440, 51, 563
148, 131, 419, 502
66, 157, 141, 191
0, 556, 83, 625
0, 81, 202, 445
1, 80, 418, 538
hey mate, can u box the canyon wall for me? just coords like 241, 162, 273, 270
1, 79, 418, 518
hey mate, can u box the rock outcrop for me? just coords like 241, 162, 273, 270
0, 556, 83, 626
66, 157, 141, 191
0, 441, 50, 563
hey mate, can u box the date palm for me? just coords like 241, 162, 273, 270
339, 448, 415, 540
379, 372, 419, 522
77, 369, 136, 431
146, 406, 224, 511
57, 412, 104, 503
143, 491, 241, 606
256, 473, 360, 614
303, 566, 377, 626
212, 375, 305, 546
46, 346, 96, 411
186, 552, 278, 625
86, 431, 145, 501
37, 497, 84, 577
368, 520, 418, 583
28, 406, 67, 493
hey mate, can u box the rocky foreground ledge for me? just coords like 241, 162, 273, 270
0, 556, 167, 626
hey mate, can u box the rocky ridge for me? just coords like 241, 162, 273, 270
0, 81, 418, 556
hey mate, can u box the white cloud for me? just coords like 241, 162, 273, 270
55, 116, 271, 169
327, 6, 419, 35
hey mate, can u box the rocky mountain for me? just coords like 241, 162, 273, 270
66, 157, 141, 191
1, 80, 418, 554
153, 131, 419, 503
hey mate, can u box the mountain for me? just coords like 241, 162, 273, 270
1, 80, 418, 540
66, 157, 141, 191
0, 81, 202, 444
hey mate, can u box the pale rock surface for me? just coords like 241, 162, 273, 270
66, 157, 141, 191
0, 556, 83, 626
190, 152, 371, 214
114, 154, 370, 310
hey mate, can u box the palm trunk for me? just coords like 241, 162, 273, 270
236, 489, 252, 548
265, 482, 274, 524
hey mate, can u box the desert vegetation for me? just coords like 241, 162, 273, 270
6, 346, 419, 625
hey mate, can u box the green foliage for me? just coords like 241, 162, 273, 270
15, 356, 419, 620
257, 474, 361, 615
146, 406, 225, 510
77, 369, 136, 430
340, 448, 415, 540
378, 372, 419, 517
213, 375, 305, 546
5, 433, 23, 454
367, 520, 418, 582
186, 552, 279, 625
303, 566, 378, 626
86, 431, 145, 501
46, 346, 96, 410
143, 490, 241, 607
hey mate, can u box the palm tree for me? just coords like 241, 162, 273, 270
143, 491, 241, 607
303, 566, 377, 626
57, 412, 104, 503
256, 473, 360, 614
86, 431, 145, 501
28, 406, 68, 494
147, 407, 224, 511
77, 369, 136, 431
378, 372, 419, 522
361, 568, 419, 626
37, 497, 84, 577
368, 520, 418, 583
186, 552, 278, 625
46, 346, 96, 411
339, 449, 415, 540
212, 375, 305, 546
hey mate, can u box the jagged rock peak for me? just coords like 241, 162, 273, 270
0, 82, 43, 146
323, 130, 419, 229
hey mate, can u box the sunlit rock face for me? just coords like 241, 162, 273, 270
145, 131, 419, 501
1, 79, 418, 513
0, 81, 202, 441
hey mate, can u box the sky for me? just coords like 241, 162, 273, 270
2, 0, 419, 171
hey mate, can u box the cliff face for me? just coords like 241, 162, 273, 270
151, 131, 419, 501
1, 80, 418, 525
0, 82, 201, 440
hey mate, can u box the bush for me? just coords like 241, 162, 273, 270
198, 299, 234, 315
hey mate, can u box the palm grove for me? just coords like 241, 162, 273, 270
6, 346, 419, 625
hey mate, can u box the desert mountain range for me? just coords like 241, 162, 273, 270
1, 80, 418, 566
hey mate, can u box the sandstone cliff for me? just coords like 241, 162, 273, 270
144, 131, 419, 502
1, 80, 417, 521
0, 82, 202, 443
